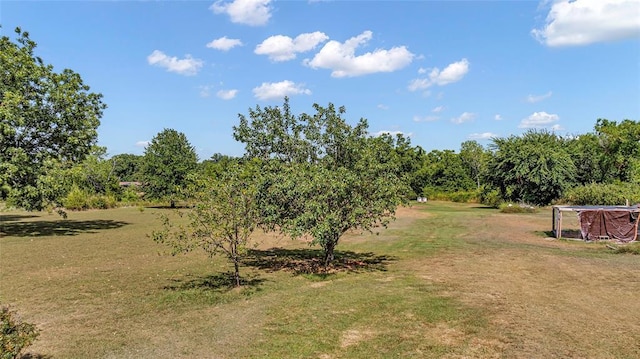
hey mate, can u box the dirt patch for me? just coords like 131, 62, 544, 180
340, 328, 377, 348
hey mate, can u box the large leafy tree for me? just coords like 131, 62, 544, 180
234, 98, 408, 267
485, 130, 576, 205
140, 128, 197, 207
0, 27, 106, 210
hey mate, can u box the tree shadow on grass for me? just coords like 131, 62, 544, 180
243, 248, 396, 275
0, 214, 39, 222
0, 219, 129, 237
20, 353, 53, 359
163, 272, 265, 292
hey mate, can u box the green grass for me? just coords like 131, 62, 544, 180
1, 202, 640, 358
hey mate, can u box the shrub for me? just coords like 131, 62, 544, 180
1, 305, 39, 359
480, 188, 502, 208
563, 183, 640, 206
87, 195, 117, 209
421, 189, 480, 203
63, 185, 88, 210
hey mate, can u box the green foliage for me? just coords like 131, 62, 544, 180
479, 188, 502, 208
594, 119, 640, 183
140, 129, 198, 207
459, 140, 489, 190
110, 153, 142, 182
420, 149, 475, 195
0, 28, 106, 211
485, 130, 576, 206
0, 305, 39, 359
563, 182, 640, 206
234, 98, 408, 266
152, 161, 263, 286
63, 185, 89, 210
421, 190, 480, 203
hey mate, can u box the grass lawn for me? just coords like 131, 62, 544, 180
1, 202, 639, 358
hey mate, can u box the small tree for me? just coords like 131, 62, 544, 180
152, 161, 262, 286
140, 128, 198, 207
235, 98, 408, 267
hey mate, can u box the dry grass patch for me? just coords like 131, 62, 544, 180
2, 202, 639, 358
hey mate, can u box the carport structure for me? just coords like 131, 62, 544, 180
552, 205, 640, 242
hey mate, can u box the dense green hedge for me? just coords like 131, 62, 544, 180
563, 183, 640, 206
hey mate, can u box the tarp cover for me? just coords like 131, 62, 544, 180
578, 209, 639, 242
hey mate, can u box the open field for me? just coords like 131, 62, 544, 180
1, 202, 639, 358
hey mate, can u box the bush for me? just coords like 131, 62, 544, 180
1, 305, 39, 359
63, 186, 88, 210
563, 183, 640, 206
421, 189, 480, 203
87, 195, 117, 209
480, 188, 502, 208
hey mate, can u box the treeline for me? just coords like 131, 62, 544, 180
8, 117, 634, 212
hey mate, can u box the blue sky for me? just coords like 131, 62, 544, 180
3, 0, 639, 159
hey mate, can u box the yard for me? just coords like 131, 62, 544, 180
1, 202, 639, 358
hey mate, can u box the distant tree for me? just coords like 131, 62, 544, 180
381, 133, 427, 198
234, 98, 408, 267
459, 140, 488, 190
140, 129, 198, 207
421, 149, 474, 195
567, 133, 605, 184
485, 130, 576, 205
152, 161, 262, 286
110, 153, 142, 182
66, 147, 120, 196
594, 119, 640, 183
0, 27, 106, 210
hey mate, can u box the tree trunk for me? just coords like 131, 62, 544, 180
233, 257, 241, 287
322, 239, 337, 270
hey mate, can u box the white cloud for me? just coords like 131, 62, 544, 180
210, 0, 272, 26
494, 114, 503, 121
252, 80, 311, 101
135, 141, 150, 148
413, 115, 439, 122
255, 32, 329, 62
372, 130, 412, 138
526, 91, 553, 103
304, 30, 414, 77
147, 50, 203, 76
432, 105, 445, 113
377, 104, 389, 110
532, 0, 640, 47
468, 132, 498, 140
216, 89, 238, 100
408, 58, 470, 91
519, 111, 560, 128
206, 36, 243, 51
551, 124, 565, 131
451, 112, 476, 124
